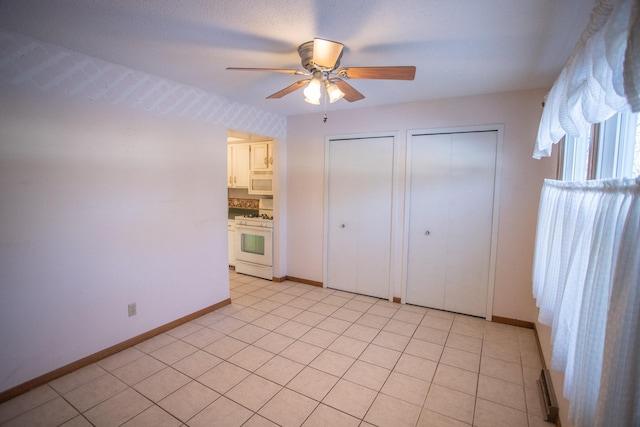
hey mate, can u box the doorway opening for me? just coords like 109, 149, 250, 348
226, 129, 277, 286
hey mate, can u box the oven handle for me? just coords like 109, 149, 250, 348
235, 259, 272, 269
235, 224, 273, 233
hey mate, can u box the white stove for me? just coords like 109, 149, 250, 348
235, 213, 273, 227
234, 199, 274, 280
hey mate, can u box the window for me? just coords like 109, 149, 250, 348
532, 0, 640, 423
560, 110, 640, 181
538, 109, 640, 426
559, 126, 593, 181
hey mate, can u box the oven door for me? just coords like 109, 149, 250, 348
234, 224, 273, 267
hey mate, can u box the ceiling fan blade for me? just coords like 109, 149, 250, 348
312, 38, 344, 70
330, 78, 365, 102
227, 67, 308, 75
266, 79, 311, 99
336, 66, 416, 80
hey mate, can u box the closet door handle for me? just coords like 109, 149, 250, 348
424, 230, 430, 236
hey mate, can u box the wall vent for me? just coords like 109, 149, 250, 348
537, 368, 559, 423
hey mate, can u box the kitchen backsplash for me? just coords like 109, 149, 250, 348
228, 198, 259, 209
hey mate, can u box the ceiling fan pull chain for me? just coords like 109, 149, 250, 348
323, 88, 328, 123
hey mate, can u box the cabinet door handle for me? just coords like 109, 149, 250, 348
234, 176, 237, 184
264, 157, 268, 166
269, 157, 273, 165
340, 224, 346, 228
424, 230, 430, 236
229, 176, 232, 185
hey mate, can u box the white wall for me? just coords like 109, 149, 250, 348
0, 85, 229, 392
0, 31, 286, 394
286, 88, 557, 322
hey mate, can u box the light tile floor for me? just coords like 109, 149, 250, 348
0, 270, 554, 426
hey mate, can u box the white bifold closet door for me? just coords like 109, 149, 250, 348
325, 136, 394, 299
405, 131, 497, 317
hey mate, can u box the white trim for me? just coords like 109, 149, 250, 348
488, 125, 504, 321
568, 111, 639, 181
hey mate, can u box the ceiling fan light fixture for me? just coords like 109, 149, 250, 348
303, 77, 322, 103
325, 80, 345, 103
304, 96, 320, 105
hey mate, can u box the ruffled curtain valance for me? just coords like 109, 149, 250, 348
534, 0, 640, 159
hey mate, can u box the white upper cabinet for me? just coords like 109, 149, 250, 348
227, 144, 250, 188
250, 142, 273, 170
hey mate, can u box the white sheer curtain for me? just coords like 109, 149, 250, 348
534, 0, 640, 159
532, 177, 640, 426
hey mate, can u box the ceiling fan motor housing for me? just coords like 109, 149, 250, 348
298, 41, 340, 72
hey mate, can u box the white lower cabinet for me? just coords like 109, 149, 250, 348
404, 131, 497, 318
228, 220, 235, 266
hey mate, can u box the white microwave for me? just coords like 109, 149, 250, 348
248, 169, 274, 195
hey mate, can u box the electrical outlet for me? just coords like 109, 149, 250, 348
128, 303, 137, 317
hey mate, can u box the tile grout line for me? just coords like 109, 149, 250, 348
208, 278, 516, 426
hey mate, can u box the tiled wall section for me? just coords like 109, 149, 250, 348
0, 30, 286, 139
228, 198, 259, 209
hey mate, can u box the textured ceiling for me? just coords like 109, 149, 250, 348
0, 0, 593, 117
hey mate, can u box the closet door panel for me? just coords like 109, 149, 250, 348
443, 132, 497, 317
405, 134, 451, 309
326, 137, 394, 299
354, 139, 394, 298
405, 131, 497, 318
326, 140, 359, 293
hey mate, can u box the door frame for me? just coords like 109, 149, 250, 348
401, 125, 504, 320
323, 132, 401, 301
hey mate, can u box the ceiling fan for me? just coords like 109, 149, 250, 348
227, 38, 416, 105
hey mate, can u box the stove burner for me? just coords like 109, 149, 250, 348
243, 213, 273, 220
